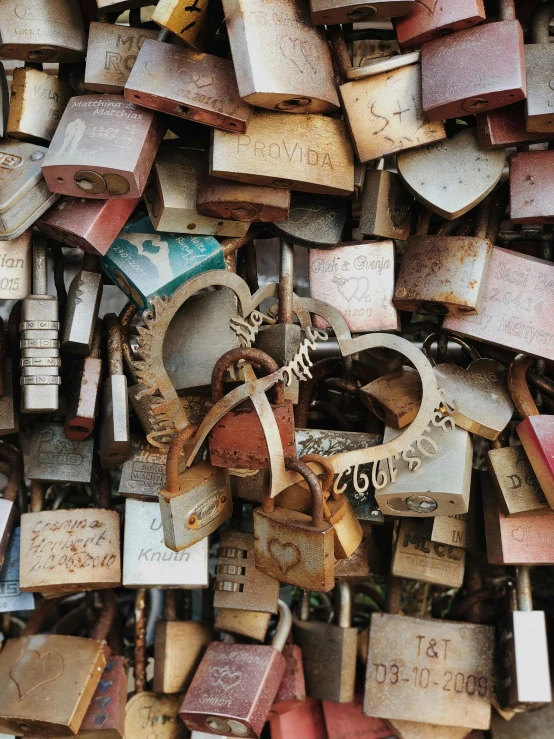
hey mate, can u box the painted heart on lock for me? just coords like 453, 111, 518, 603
397, 128, 505, 220
433, 359, 514, 440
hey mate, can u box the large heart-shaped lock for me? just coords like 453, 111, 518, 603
434, 358, 514, 440
397, 129, 505, 220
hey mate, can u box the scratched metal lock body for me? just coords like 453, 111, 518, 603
310, 0, 414, 24
123, 499, 209, 588
85, 22, 158, 94
487, 445, 549, 517
476, 103, 554, 149
359, 366, 422, 430
269, 192, 347, 248
394, 0, 485, 46
126, 39, 252, 133
223, 0, 339, 114
510, 151, 554, 224
0, 0, 87, 62
41, 95, 165, 200
211, 110, 355, 196
364, 613, 494, 730
0, 139, 59, 240
7, 67, 71, 145
309, 240, 399, 334
0, 231, 31, 300
359, 162, 414, 241
62, 255, 102, 355
197, 175, 291, 223
524, 3, 554, 133
26, 422, 94, 483
151, 0, 219, 49
145, 145, 249, 237
37, 196, 140, 256
119, 436, 168, 500
0, 528, 34, 614
339, 61, 446, 164
19, 507, 122, 594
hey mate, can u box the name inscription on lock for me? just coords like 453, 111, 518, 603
19, 509, 121, 593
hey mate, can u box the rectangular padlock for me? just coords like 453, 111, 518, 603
0, 528, 34, 614
211, 110, 355, 197
119, 437, 167, 500
0, 231, 31, 299
26, 422, 94, 483
310, 0, 414, 24
510, 151, 554, 224
394, 0, 485, 47
151, 0, 220, 50
476, 103, 554, 150
487, 445, 549, 517
196, 175, 290, 223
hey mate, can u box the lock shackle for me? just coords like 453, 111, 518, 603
515, 566, 533, 612
163, 589, 179, 622
220, 229, 262, 258
285, 458, 325, 529
104, 313, 124, 377
97, 465, 112, 510
271, 600, 292, 652
119, 301, 139, 382
0, 442, 23, 504
337, 582, 352, 628
279, 240, 294, 325
300, 454, 335, 498
129, 7, 141, 27
422, 332, 480, 367
23, 596, 61, 636
386, 574, 403, 616
300, 590, 310, 622
90, 318, 103, 360
134, 588, 147, 694
32, 232, 48, 296
91, 589, 118, 642
531, 1, 554, 44
30, 480, 45, 513
211, 347, 284, 405
498, 0, 516, 23
507, 354, 540, 419
165, 424, 201, 494
486, 182, 509, 244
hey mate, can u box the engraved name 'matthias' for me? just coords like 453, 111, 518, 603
236, 135, 333, 168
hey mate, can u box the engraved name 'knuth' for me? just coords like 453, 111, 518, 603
236, 135, 333, 168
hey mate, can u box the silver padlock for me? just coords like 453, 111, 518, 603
62, 253, 103, 355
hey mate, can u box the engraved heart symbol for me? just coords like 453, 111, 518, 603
95, 696, 112, 709
512, 527, 526, 543
190, 72, 213, 89
9, 650, 64, 700
434, 359, 514, 440
415, 0, 438, 12
93, 712, 109, 727
210, 666, 242, 692
332, 276, 370, 304
279, 36, 318, 74
97, 679, 114, 693
268, 539, 301, 574
397, 129, 505, 220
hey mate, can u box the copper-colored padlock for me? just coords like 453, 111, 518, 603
476, 103, 554, 149
394, 0, 485, 48
196, 175, 290, 223
510, 150, 554, 224
311, 0, 414, 25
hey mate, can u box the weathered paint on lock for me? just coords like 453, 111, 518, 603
394, 0, 486, 47
77, 655, 127, 737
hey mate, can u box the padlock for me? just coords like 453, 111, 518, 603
0, 527, 34, 614
123, 498, 209, 587
394, 0, 485, 47
309, 240, 399, 334
211, 110, 355, 197
0, 0, 87, 63
397, 129, 505, 222
477, 102, 554, 150
19, 465, 122, 594
339, 53, 446, 164
124, 589, 189, 739
444, 245, 554, 362
151, 0, 222, 50
422, 333, 514, 441
392, 518, 465, 588
359, 159, 414, 242
335, 538, 371, 582
209, 348, 296, 470
0, 138, 59, 241
6, 65, 71, 144
359, 366, 422, 430
393, 205, 493, 317
73, 648, 127, 739
269, 192, 347, 249
524, 2, 554, 133
487, 439, 548, 518
364, 577, 494, 730
84, 13, 158, 94
153, 590, 213, 695
0, 230, 31, 300
311, 0, 413, 24
491, 699, 554, 738
375, 422, 472, 517
482, 466, 554, 564
496, 566, 552, 711
270, 697, 326, 739
179, 600, 291, 737
144, 145, 249, 237
64, 320, 103, 442
255, 241, 302, 404
125, 37, 251, 133
19, 235, 60, 413
222, 0, 338, 114
254, 459, 335, 592
293, 584, 357, 703
37, 196, 140, 256
26, 422, 94, 483
158, 424, 232, 552
510, 150, 554, 224
119, 436, 168, 500
214, 529, 280, 615
421, 0, 526, 121
41, 94, 165, 200
102, 229, 247, 310
431, 513, 471, 551
270, 643, 306, 717
62, 254, 103, 356
99, 313, 130, 468
215, 608, 273, 643
197, 176, 290, 224
322, 694, 392, 739
0, 444, 22, 572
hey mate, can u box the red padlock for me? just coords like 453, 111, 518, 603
270, 644, 306, 717
322, 695, 392, 739
208, 348, 296, 470
394, 0, 485, 48
421, 0, 526, 121
270, 698, 327, 739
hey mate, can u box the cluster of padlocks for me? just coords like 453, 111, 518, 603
1, 0, 554, 737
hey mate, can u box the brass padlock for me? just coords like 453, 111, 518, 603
359, 366, 422, 430
151, 0, 222, 50
7, 65, 71, 144
197, 175, 290, 223
42, 94, 165, 200
488, 439, 548, 518
359, 159, 414, 242
310, 0, 414, 24
0, 0, 86, 63
215, 607, 273, 643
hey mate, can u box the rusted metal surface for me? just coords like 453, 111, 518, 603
510, 151, 554, 224
197, 175, 290, 223
311, 0, 414, 24
394, 0, 485, 47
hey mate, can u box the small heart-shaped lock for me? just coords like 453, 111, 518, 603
397, 129, 505, 220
